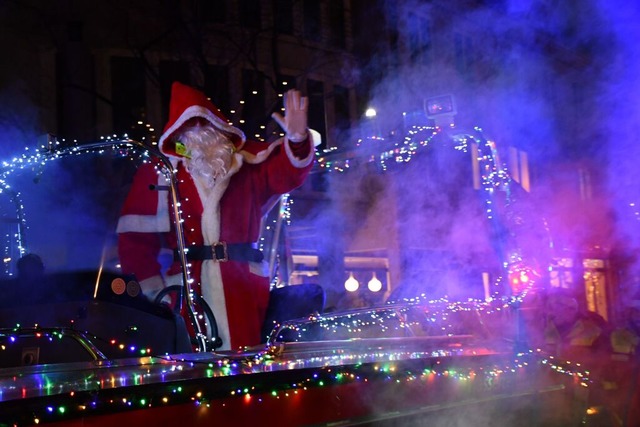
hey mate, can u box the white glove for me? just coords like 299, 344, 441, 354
271, 89, 309, 142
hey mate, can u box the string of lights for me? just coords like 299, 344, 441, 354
0, 338, 588, 425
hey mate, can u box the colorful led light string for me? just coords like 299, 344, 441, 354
0, 138, 157, 274
0, 325, 154, 359
0, 140, 168, 357
6, 350, 589, 425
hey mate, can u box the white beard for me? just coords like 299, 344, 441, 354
178, 124, 234, 187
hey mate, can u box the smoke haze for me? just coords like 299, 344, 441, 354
319, 0, 640, 302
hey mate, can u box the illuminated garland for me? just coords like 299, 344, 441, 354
0, 326, 153, 358
0, 138, 156, 277
0, 349, 589, 425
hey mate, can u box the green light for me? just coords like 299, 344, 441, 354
58, 407, 66, 414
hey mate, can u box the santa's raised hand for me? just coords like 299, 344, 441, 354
271, 89, 309, 142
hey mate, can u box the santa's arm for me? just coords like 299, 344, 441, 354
237, 89, 315, 197
265, 89, 316, 190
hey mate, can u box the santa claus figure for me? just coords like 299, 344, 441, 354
117, 81, 314, 350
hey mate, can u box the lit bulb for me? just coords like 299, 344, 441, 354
368, 272, 382, 292
344, 272, 359, 292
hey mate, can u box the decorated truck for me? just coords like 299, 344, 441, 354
0, 128, 614, 425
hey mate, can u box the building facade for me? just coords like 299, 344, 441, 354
0, 0, 628, 320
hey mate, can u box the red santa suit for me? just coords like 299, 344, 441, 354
117, 82, 314, 350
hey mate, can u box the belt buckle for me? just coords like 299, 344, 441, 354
213, 242, 228, 262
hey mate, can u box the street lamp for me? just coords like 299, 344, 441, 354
345, 272, 359, 292
368, 272, 382, 292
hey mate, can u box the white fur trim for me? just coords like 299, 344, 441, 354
189, 155, 242, 351
240, 140, 282, 165
116, 173, 171, 233
191, 153, 242, 243
309, 128, 322, 147
201, 259, 231, 350
286, 131, 308, 142
240, 138, 313, 168
284, 137, 314, 168
160, 105, 246, 155
116, 214, 171, 233
240, 138, 315, 168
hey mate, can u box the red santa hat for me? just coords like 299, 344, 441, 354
159, 82, 246, 157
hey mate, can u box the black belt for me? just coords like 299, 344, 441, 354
177, 243, 264, 263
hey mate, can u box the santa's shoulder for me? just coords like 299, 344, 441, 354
240, 138, 278, 155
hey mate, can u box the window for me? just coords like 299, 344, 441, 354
274, 0, 294, 35
334, 85, 350, 134
454, 33, 473, 74
111, 57, 146, 138
67, 21, 83, 42
406, 12, 431, 63
205, 64, 230, 117
508, 147, 531, 192
196, 0, 227, 24
327, 0, 345, 48
159, 60, 190, 121
303, 0, 322, 42
241, 69, 266, 140
583, 258, 608, 320
56, 49, 96, 141
240, 0, 261, 29
549, 258, 575, 289
307, 79, 325, 150
578, 167, 592, 201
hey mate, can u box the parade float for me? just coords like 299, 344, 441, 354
0, 125, 593, 426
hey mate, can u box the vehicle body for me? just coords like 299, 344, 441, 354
0, 138, 593, 425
